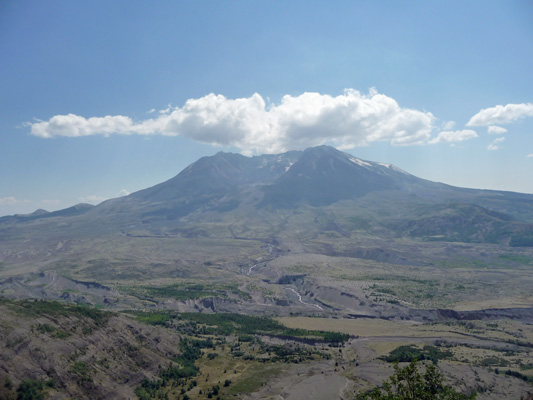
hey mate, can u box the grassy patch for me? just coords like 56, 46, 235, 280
128, 311, 174, 326
226, 364, 284, 394
498, 253, 533, 265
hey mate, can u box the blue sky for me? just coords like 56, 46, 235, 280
1, 1, 532, 216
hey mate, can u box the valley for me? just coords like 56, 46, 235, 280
1, 146, 533, 399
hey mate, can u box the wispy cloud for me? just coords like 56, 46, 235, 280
0, 197, 19, 206
467, 103, 533, 126
77, 195, 108, 205
442, 121, 456, 130
78, 189, 130, 204
487, 125, 507, 134
488, 137, 505, 151
527, 154, 533, 158
26, 89, 436, 154
429, 130, 478, 144
0, 197, 41, 216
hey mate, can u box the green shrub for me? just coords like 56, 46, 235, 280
356, 360, 476, 399
16, 379, 44, 400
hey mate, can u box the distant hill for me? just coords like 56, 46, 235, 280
0, 203, 94, 224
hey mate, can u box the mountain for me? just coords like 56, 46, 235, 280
124, 145, 456, 211
1, 145, 533, 319
112, 150, 302, 219
1, 144, 533, 252
260, 145, 432, 207
86, 145, 448, 218
83, 145, 532, 239
2, 147, 533, 400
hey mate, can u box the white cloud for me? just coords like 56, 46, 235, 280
27, 89, 436, 154
527, 154, 533, 158
487, 125, 507, 135
78, 190, 129, 204
28, 114, 138, 138
0, 197, 18, 206
467, 103, 533, 126
0, 197, 35, 216
442, 121, 456, 130
429, 130, 478, 144
159, 104, 173, 114
487, 137, 505, 151
78, 195, 108, 205
0, 197, 34, 206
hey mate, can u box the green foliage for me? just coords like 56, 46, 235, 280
498, 253, 533, 265
478, 357, 509, 367
36, 323, 55, 333
125, 281, 253, 302
35, 323, 70, 339
134, 379, 163, 400
181, 312, 283, 335
258, 343, 323, 363
381, 345, 452, 364
12, 300, 109, 326
140, 283, 223, 300
501, 369, 533, 383
44, 379, 55, 388
134, 338, 210, 398
16, 379, 45, 400
70, 361, 92, 385
520, 363, 533, 371
180, 312, 350, 343
4, 377, 13, 390
356, 360, 476, 400
509, 232, 533, 247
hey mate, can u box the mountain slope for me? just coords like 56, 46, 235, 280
1, 146, 533, 242
261, 145, 427, 207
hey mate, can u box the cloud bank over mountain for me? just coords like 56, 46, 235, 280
28, 92, 533, 155
27, 89, 437, 154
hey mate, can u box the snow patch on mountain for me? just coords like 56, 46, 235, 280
390, 165, 410, 175
349, 156, 371, 168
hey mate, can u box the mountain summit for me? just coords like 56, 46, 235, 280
2, 146, 533, 246
90, 145, 439, 219
260, 145, 420, 207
